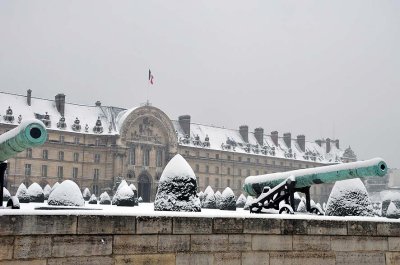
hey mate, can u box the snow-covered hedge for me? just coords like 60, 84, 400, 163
219, 187, 236, 211
48, 180, 85, 206
214, 191, 222, 209
243, 196, 253, 210
112, 185, 135, 206
2, 187, 11, 202
99, 192, 111, 205
88, 194, 98, 204
43, 184, 51, 200
27, 183, 44, 203
236, 194, 246, 208
325, 178, 373, 217
82, 188, 91, 201
154, 154, 200, 212
16, 183, 30, 203
202, 188, 216, 209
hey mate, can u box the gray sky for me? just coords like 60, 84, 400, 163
0, 1, 399, 167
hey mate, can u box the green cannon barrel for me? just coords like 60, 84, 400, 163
0, 119, 47, 162
243, 158, 387, 197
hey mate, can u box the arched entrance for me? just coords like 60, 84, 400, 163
138, 174, 151, 202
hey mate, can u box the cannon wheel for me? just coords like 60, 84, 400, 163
310, 206, 324, 215
279, 204, 294, 214
250, 203, 262, 213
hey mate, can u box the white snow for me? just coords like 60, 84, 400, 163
50, 182, 60, 193
27, 183, 43, 197
386, 202, 400, 218
43, 184, 51, 199
99, 192, 111, 204
16, 183, 29, 202
112, 185, 134, 204
236, 194, 247, 208
48, 180, 85, 206
129, 184, 137, 191
117, 180, 128, 191
2, 187, 11, 200
159, 154, 196, 182
82, 188, 91, 200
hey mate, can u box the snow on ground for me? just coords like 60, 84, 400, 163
1, 201, 400, 223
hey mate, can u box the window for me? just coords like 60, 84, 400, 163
280, 161, 284, 166
272, 161, 276, 165
58, 151, 64, 161
185, 150, 189, 156
59, 135, 64, 144
74, 152, 79, 162
206, 153, 209, 158
247, 158, 251, 163
206, 165, 209, 173
247, 169, 251, 176
265, 159, 268, 164
24, 164, 31, 176
306, 165, 309, 168
289, 163, 292, 167
196, 151, 199, 157
256, 170, 259, 175
57, 166, 63, 179
156, 149, 163, 167
238, 157, 242, 162
74, 137, 80, 145
73, 167, 78, 179
215, 166, 219, 174
238, 168, 242, 176
26, 148, 32, 158
215, 178, 219, 188
95, 138, 100, 146
227, 167, 231, 175
143, 149, 150, 166
42, 150, 48, 160
227, 155, 231, 160
195, 164, 199, 172
94, 168, 100, 181
256, 159, 259, 164
41, 165, 47, 177
129, 146, 136, 165
216, 154, 219, 159
94, 154, 101, 163
227, 179, 231, 187
205, 177, 209, 186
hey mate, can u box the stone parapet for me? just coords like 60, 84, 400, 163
0, 215, 399, 264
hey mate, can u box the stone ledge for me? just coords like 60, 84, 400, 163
77, 216, 135, 235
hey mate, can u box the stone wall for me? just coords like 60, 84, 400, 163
0, 215, 399, 264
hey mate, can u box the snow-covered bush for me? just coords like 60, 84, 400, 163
325, 178, 373, 217
129, 184, 138, 206
243, 196, 253, 210
88, 194, 98, 204
3, 187, 11, 202
386, 202, 400, 219
297, 198, 307, 213
236, 194, 247, 208
198, 191, 205, 206
48, 180, 85, 206
99, 192, 111, 205
43, 184, 51, 200
50, 182, 60, 193
202, 189, 216, 209
138, 197, 143, 203
381, 191, 400, 217
214, 191, 222, 209
82, 188, 91, 201
27, 183, 44, 202
154, 154, 201, 212
16, 183, 30, 203
220, 187, 236, 211
117, 180, 128, 191
112, 185, 135, 206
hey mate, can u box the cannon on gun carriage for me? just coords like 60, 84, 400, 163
243, 158, 388, 214
0, 120, 47, 208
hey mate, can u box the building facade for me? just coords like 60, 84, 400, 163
0, 91, 357, 203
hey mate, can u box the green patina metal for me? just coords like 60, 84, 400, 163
0, 120, 47, 162
243, 158, 387, 197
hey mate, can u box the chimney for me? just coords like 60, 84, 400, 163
239, 125, 249, 143
326, 138, 331, 153
254, 127, 264, 145
27, 89, 32, 106
297, 135, 305, 152
55, 93, 66, 116
335, 139, 339, 149
178, 115, 191, 136
283, 132, 291, 149
271, 131, 278, 146
95, 101, 101, 106
315, 139, 322, 147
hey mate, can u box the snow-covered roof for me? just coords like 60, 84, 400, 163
0, 91, 126, 135
172, 120, 347, 164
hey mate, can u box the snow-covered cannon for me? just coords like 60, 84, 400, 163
243, 158, 387, 214
0, 119, 47, 208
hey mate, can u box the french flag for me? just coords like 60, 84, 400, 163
149, 69, 154, 85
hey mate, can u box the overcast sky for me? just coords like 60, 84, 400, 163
0, 1, 399, 167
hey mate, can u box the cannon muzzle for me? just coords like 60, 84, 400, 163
0, 119, 47, 162
243, 158, 387, 197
